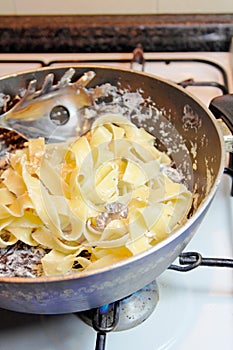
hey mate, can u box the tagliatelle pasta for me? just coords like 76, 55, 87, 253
0, 114, 192, 276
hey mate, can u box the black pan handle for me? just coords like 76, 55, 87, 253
209, 94, 233, 195
209, 94, 233, 133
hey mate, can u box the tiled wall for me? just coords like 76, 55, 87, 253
1, 0, 233, 15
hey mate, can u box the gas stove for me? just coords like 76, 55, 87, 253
0, 50, 232, 350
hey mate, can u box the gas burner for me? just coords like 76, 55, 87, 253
78, 280, 159, 332
78, 281, 159, 350
77, 250, 233, 350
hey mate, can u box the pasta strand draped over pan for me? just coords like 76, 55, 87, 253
0, 114, 192, 276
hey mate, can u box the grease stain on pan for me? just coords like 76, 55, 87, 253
182, 104, 202, 132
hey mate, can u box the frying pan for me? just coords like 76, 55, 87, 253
0, 65, 232, 314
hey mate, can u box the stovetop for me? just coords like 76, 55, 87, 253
0, 51, 232, 350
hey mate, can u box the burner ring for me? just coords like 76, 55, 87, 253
78, 280, 159, 332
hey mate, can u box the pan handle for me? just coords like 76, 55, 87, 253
209, 94, 233, 195
209, 94, 233, 133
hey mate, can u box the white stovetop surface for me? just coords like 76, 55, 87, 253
0, 52, 232, 350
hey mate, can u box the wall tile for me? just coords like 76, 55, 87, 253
0, 0, 16, 15
14, 0, 158, 15
158, 0, 233, 14
2, 0, 233, 15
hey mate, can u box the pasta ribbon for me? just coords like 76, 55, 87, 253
0, 114, 192, 276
